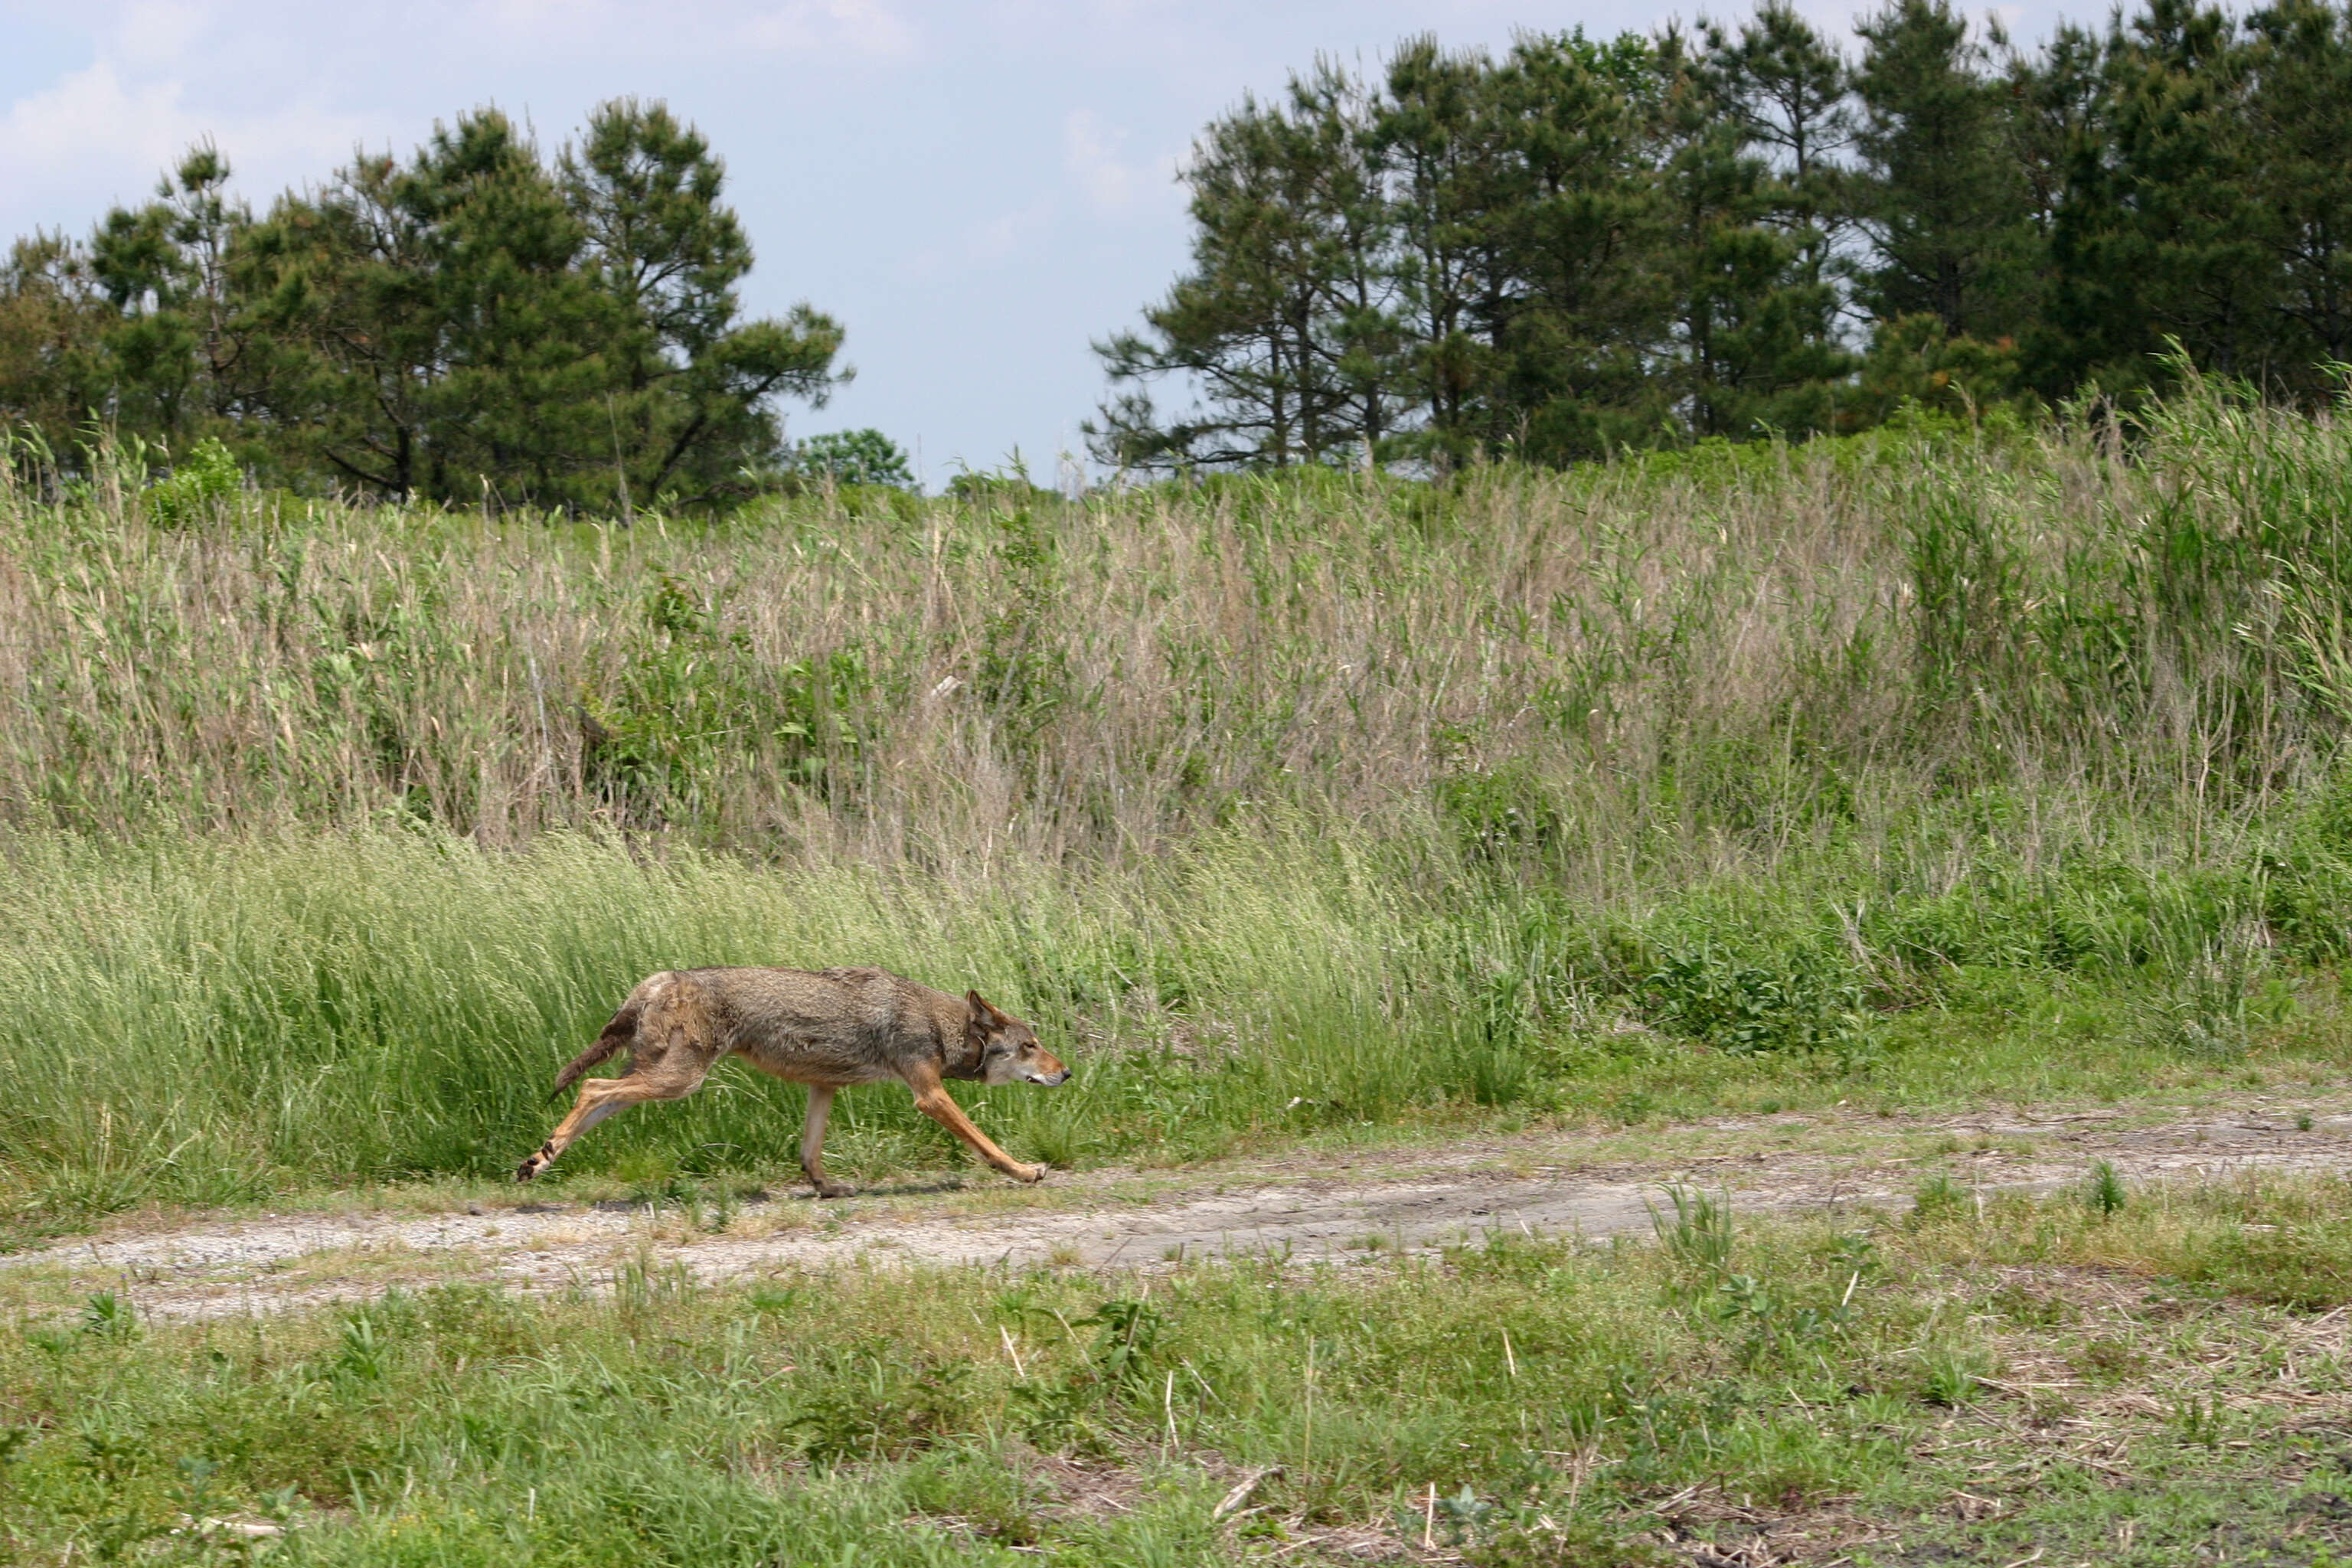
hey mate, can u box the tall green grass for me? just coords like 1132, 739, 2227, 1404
5, 377, 2352, 1221
0, 828, 1503, 1210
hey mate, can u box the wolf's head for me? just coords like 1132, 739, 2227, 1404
966, 991, 1070, 1087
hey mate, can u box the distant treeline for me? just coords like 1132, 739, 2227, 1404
1089, 0, 2352, 470
0, 100, 845, 509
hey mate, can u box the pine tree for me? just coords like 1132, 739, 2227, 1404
2041, 0, 2268, 397
1375, 35, 1515, 463
2246, 0, 2352, 391
1088, 72, 1394, 470
2112, 0, 2266, 377
228, 101, 844, 507
563, 99, 846, 505
233, 147, 448, 498
1851, 0, 2036, 340
232, 111, 590, 501
412, 110, 620, 505
83, 144, 253, 446
792, 428, 915, 488
1481, 30, 1674, 462
1287, 64, 1408, 463
0, 234, 116, 463
1699, 1, 1853, 289
1669, 26, 1853, 438
2001, 21, 2105, 243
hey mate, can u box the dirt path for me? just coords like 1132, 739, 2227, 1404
11, 1097, 2352, 1323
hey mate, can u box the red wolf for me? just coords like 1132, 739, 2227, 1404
514, 966, 1069, 1195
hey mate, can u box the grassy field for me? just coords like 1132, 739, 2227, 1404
5, 383, 2352, 1223
3, 1174, 2350, 1564
6, 384, 2352, 1561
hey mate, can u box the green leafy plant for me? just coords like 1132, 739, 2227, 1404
1909, 1173, 1972, 1227
1641, 942, 1869, 1056
1650, 1185, 1736, 1277
1918, 1345, 1986, 1407
790, 1346, 976, 1463
2087, 1159, 2127, 1219
79, 1290, 136, 1341
144, 437, 240, 527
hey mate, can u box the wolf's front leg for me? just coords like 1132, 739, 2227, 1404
903, 1064, 1045, 1183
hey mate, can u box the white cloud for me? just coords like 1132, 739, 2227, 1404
1063, 109, 1138, 212
899, 195, 1056, 280
1064, 108, 1182, 219
0, 60, 196, 224
3, 59, 172, 160
968, 198, 1050, 262
51, 0, 929, 74
110, 0, 214, 70
740, 0, 919, 58
451, 0, 924, 64
0, 51, 365, 239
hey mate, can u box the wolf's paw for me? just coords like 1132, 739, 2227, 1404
514, 1157, 542, 1183
814, 1181, 854, 1200
1012, 1162, 1047, 1184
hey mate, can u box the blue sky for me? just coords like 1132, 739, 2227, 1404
1, 0, 2087, 488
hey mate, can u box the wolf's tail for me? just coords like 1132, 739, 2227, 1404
550, 995, 645, 1098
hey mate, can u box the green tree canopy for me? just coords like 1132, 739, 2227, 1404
793, 428, 915, 488
0, 100, 844, 511
1093, 0, 2352, 472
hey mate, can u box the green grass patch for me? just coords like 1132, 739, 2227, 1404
2, 1183, 2349, 1564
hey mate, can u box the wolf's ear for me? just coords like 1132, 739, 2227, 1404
967, 990, 998, 1025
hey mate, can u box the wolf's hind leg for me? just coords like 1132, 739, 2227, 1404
515, 1060, 710, 1181
903, 1063, 1044, 1184
798, 1086, 854, 1199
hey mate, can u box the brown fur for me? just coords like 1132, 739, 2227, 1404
514, 967, 1069, 1195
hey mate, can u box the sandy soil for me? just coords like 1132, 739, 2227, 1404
11, 1097, 2350, 1322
